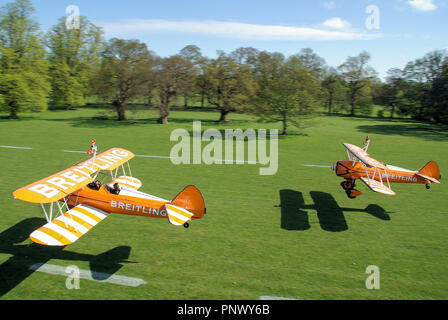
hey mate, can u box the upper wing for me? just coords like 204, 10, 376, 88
12, 147, 134, 203
87, 147, 135, 172
359, 177, 396, 195
29, 204, 109, 246
343, 143, 387, 170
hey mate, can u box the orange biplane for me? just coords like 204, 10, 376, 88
12, 140, 206, 246
332, 137, 441, 199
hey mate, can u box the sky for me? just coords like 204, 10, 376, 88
1, 0, 447, 79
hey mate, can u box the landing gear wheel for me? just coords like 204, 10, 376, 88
183, 222, 189, 228
346, 189, 362, 199
426, 184, 430, 190
346, 190, 356, 199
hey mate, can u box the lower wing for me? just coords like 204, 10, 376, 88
29, 204, 109, 246
359, 177, 396, 195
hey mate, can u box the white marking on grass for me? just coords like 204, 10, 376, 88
63, 150, 176, 159
62, 150, 85, 153
10, 147, 260, 164
303, 164, 332, 168
0, 145, 33, 150
135, 154, 176, 159
214, 159, 261, 164
258, 295, 302, 300
29, 263, 147, 287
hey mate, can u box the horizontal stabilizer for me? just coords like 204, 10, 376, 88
165, 204, 194, 226
113, 176, 142, 190
29, 204, 109, 246
360, 177, 396, 195
416, 173, 440, 183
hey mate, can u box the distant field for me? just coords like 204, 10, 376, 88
0, 107, 447, 300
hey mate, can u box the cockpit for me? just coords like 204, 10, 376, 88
87, 180, 121, 195
87, 180, 102, 191
105, 183, 121, 195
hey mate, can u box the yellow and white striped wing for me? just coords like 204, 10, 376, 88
113, 176, 142, 190
165, 204, 194, 226
360, 177, 396, 195
29, 204, 109, 246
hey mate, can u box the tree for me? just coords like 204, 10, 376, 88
292, 48, 327, 81
229, 47, 260, 69
374, 68, 411, 118
254, 52, 321, 135
321, 67, 345, 113
0, 0, 50, 118
428, 62, 448, 123
202, 54, 257, 122
142, 52, 159, 108
176, 47, 200, 108
179, 44, 204, 66
94, 38, 152, 120
180, 45, 208, 108
402, 50, 448, 120
155, 55, 195, 123
338, 51, 378, 116
46, 16, 104, 109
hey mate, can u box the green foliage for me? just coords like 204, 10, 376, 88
338, 51, 378, 116
402, 50, 448, 122
321, 71, 347, 113
0, 0, 50, 118
155, 54, 196, 123
0, 1, 446, 127
93, 38, 153, 120
46, 16, 104, 109
253, 52, 322, 135
202, 54, 257, 122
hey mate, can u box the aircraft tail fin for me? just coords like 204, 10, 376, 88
171, 185, 206, 219
417, 161, 441, 183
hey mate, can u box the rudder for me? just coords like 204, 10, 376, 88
417, 161, 441, 183
171, 185, 206, 219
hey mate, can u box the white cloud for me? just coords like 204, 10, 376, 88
320, 17, 351, 30
408, 0, 437, 11
321, 1, 336, 9
100, 19, 378, 41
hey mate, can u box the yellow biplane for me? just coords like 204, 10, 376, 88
12, 140, 206, 246
332, 137, 441, 198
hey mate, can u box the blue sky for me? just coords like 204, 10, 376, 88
2, 0, 447, 78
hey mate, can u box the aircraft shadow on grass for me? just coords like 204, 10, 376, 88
278, 190, 392, 232
0, 218, 133, 297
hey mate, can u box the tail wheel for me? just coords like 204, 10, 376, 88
183, 222, 190, 228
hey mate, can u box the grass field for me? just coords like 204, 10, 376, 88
1, 106, 447, 300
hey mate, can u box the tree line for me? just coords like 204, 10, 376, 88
1, 0, 447, 135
